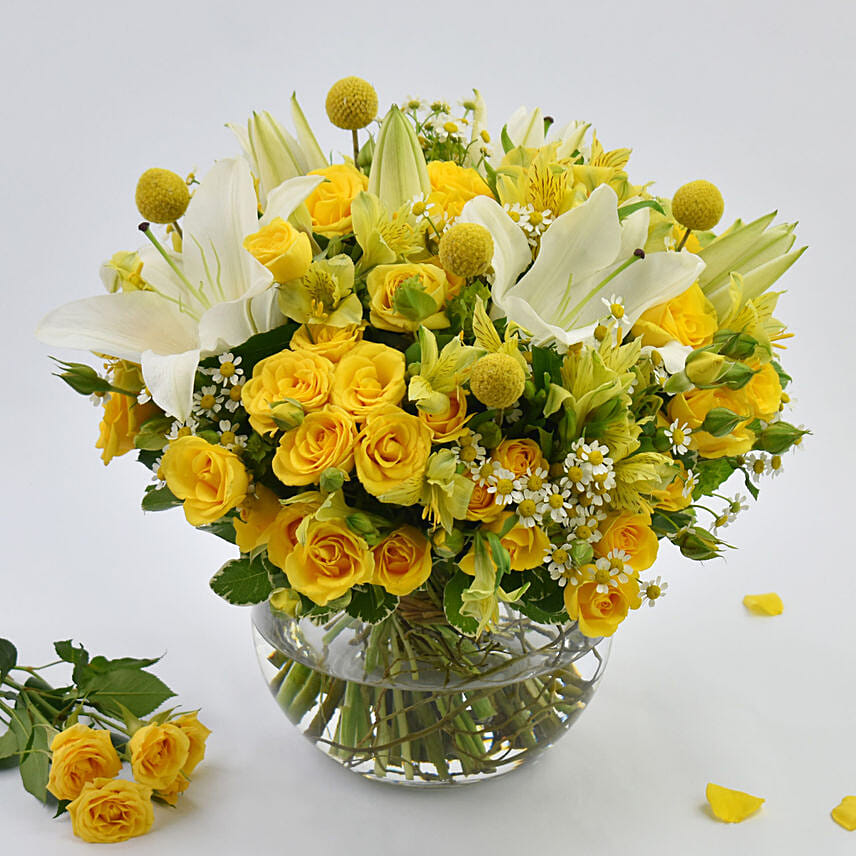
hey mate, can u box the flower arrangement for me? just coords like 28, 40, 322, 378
36, 78, 808, 784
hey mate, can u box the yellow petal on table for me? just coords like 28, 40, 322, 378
831, 796, 856, 831
743, 593, 784, 616
705, 783, 765, 823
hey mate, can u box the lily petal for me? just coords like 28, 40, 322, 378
260, 175, 326, 227
506, 106, 545, 148
290, 93, 328, 172
141, 348, 201, 421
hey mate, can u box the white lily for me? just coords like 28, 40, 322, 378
459, 184, 705, 350
505, 105, 546, 148
36, 159, 324, 420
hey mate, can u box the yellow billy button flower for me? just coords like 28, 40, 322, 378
129, 723, 190, 791
135, 168, 190, 223
325, 76, 378, 130
831, 796, 856, 831
672, 180, 724, 232
742, 592, 784, 616
469, 353, 526, 410
705, 783, 765, 823
438, 222, 494, 279
68, 778, 154, 844
46, 724, 123, 801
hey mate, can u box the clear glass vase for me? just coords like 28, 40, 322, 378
252, 598, 611, 787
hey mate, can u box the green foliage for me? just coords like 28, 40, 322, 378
443, 572, 480, 636
507, 569, 567, 624
134, 415, 174, 451
531, 346, 563, 389
198, 515, 238, 545
198, 321, 299, 375
346, 586, 399, 623
446, 280, 491, 338
141, 483, 181, 512
0, 639, 16, 683
209, 553, 277, 605
692, 458, 737, 500
392, 276, 439, 323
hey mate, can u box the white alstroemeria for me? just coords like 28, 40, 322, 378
36, 159, 324, 421
461, 185, 704, 350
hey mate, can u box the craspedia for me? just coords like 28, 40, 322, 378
671, 180, 724, 232
469, 353, 526, 410
135, 168, 190, 224
438, 223, 494, 279
325, 77, 378, 130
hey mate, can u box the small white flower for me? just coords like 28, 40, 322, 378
209, 353, 244, 386
503, 202, 532, 232
192, 384, 224, 419
511, 467, 550, 503
641, 576, 669, 607
544, 542, 575, 585
515, 497, 541, 528
166, 416, 199, 441
682, 469, 697, 498
217, 419, 247, 451
537, 483, 574, 523
223, 383, 245, 413
137, 387, 152, 405
596, 549, 633, 589
150, 455, 166, 488
486, 466, 516, 506
89, 391, 107, 407
505, 407, 523, 425
471, 459, 497, 486
601, 293, 630, 330
665, 419, 692, 455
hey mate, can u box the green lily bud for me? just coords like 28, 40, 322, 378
700, 407, 746, 438
570, 540, 593, 567
478, 421, 502, 448
319, 467, 346, 493
523, 380, 537, 401
270, 398, 304, 431
368, 105, 431, 210
270, 587, 303, 617
432, 527, 465, 558
684, 350, 727, 386
753, 420, 808, 454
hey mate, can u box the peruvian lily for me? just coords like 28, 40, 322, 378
458, 184, 705, 350
36, 158, 324, 420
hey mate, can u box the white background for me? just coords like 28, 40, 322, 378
1, 1, 854, 852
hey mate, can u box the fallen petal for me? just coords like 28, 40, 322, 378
831, 796, 856, 831
705, 783, 765, 823
743, 593, 784, 616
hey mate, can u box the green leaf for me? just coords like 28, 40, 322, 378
392, 276, 439, 323
198, 516, 238, 544
443, 572, 480, 636
199, 321, 299, 375
692, 458, 736, 499
483, 532, 511, 583
209, 554, 275, 605
742, 468, 760, 500
54, 640, 89, 668
345, 586, 399, 623
12, 702, 50, 803
0, 727, 19, 764
80, 669, 175, 719
0, 639, 16, 683
86, 655, 161, 674
531, 346, 563, 388
500, 124, 514, 154
141, 483, 182, 512
133, 415, 173, 451
617, 199, 666, 220
507, 569, 567, 624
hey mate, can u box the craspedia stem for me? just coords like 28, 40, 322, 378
676, 227, 691, 251
351, 128, 360, 166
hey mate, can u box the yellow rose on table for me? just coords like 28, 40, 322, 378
290, 323, 365, 363
465, 476, 505, 523
594, 511, 659, 572
743, 362, 782, 421
46, 724, 122, 801
418, 388, 469, 443
128, 723, 190, 791
372, 525, 433, 596
172, 712, 212, 775
668, 387, 755, 458
632, 283, 718, 349
272, 405, 357, 486
459, 512, 550, 573
564, 572, 641, 638
305, 163, 368, 236
331, 341, 407, 420
284, 518, 374, 604
492, 438, 548, 479
67, 778, 153, 844
366, 263, 451, 333
427, 160, 493, 222
242, 217, 313, 283
156, 773, 190, 806
160, 436, 249, 526
241, 348, 335, 436
267, 495, 324, 569
354, 405, 433, 500
233, 484, 282, 552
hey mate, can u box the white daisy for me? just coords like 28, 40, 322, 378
137, 387, 152, 405
89, 390, 107, 407
544, 542, 575, 585
486, 466, 516, 506
208, 353, 244, 386
682, 469, 698, 498
502, 202, 532, 232
217, 419, 247, 451
769, 454, 784, 478
166, 416, 199, 441
471, 458, 497, 486
537, 483, 574, 523
504, 407, 523, 425
596, 549, 633, 586
665, 419, 692, 455
511, 467, 550, 503
515, 497, 541, 528
224, 382, 245, 413
641, 576, 669, 607
192, 384, 225, 419
601, 293, 631, 330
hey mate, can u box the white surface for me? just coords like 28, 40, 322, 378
1, 1, 854, 852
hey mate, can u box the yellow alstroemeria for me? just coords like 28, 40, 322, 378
278, 255, 363, 328
705, 783, 765, 823
742, 592, 783, 616
419, 449, 475, 533
408, 326, 480, 414
351, 191, 425, 272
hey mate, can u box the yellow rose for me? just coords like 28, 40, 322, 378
46, 724, 122, 801
668, 387, 755, 458
156, 773, 190, 806
743, 362, 782, 420
305, 164, 368, 236
465, 476, 504, 523
366, 262, 451, 333
564, 574, 641, 637
651, 462, 693, 512
242, 348, 335, 436
160, 436, 249, 526
128, 723, 190, 790
172, 712, 211, 775
354, 405, 433, 499
372, 525, 433, 596
418, 388, 470, 442
272, 405, 357, 486
289, 323, 365, 363
594, 511, 659, 572
331, 341, 407, 420
632, 283, 718, 349
242, 217, 313, 283
284, 519, 374, 604
427, 160, 493, 222
96, 361, 159, 465
267, 496, 323, 570
68, 778, 153, 844
459, 512, 550, 572
491, 438, 548, 479
233, 484, 282, 552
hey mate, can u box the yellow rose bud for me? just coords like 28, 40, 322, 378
266, 497, 324, 570
96, 387, 159, 466
684, 350, 728, 386
233, 484, 282, 553
354, 405, 433, 499
632, 283, 718, 350
272, 405, 357, 486
242, 217, 313, 283
668, 387, 755, 458
67, 778, 154, 844
459, 512, 550, 573
129, 723, 190, 791
270, 586, 303, 616
270, 399, 305, 432
305, 164, 368, 236
330, 341, 407, 420
47, 724, 122, 801
284, 519, 374, 604
418, 388, 470, 443
372, 525, 433, 596
366, 262, 451, 333
172, 712, 211, 775
289, 323, 365, 363
491, 438, 548, 479
564, 575, 641, 638
241, 348, 334, 436
426, 160, 493, 222
160, 436, 249, 526
594, 511, 659, 572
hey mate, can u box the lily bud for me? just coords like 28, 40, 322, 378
718, 361, 757, 390
676, 528, 723, 561
270, 398, 304, 431
368, 105, 430, 211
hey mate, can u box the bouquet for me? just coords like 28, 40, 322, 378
37, 77, 808, 784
